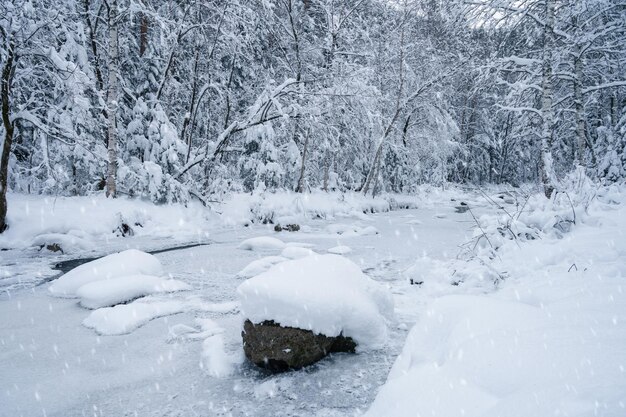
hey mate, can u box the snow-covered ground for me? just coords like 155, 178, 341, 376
1, 185, 624, 417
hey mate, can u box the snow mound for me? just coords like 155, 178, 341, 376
238, 236, 286, 251
236, 256, 288, 278
237, 254, 394, 350
83, 301, 186, 335
280, 246, 315, 259
76, 275, 191, 309
49, 249, 163, 297
327, 245, 352, 255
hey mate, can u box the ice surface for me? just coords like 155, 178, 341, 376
49, 249, 163, 297
237, 254, 394, 350
76, 274, 191, 309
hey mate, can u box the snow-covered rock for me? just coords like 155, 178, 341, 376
76, 275, 190, 309
238, 236, 286, 251
49, 249, 163, 297
237, 254, 394, 350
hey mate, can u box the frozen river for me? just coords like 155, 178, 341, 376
1, 204, 473, 417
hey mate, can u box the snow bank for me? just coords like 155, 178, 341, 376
49, 249, 163, 297
1, 193, 213, 251
367, 182, 626, 417
219, 191, 420, 226
76, 275, 190, 309
238, 236, 286, 251
237, 254, 394, 350
31, 232, 94, 253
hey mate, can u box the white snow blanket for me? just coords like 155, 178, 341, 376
237, 254, 394, 350
49, 249, 163, 297
76, 275, 190, 309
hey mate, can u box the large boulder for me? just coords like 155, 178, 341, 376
242, 319, 356, 371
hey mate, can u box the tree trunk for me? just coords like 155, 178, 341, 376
539, 0, 557, 198
105, 0, 119, 198
139, 12, 149, 57
0, 43, 16, 232
573, 47, 586, 167
295, 131, 309, 193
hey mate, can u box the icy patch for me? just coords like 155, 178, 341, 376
280, 246, 315, 259
327, 245, 352, 255
237, 254, 394, 350
236, 256, 288, 279
238, 236, 286, 251
49, 249, 163, 297
76, 275, 191, 309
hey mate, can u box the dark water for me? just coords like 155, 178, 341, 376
52, 243, 212, 275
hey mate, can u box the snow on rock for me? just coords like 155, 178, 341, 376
83, 300, 186, 335
49, 249, 163, 298
280, 246, 315, 259
327, 245, 352, 255
237, 254, 394, 350
236, 256, 288, 278
76, 275, 191, 309
238, 236, 286, 251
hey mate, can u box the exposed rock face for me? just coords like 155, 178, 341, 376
242, 320, 356, 371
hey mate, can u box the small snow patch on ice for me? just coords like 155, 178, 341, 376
76, 275, 190, 309
83, 301, 186, 335
201, 335, 243, 378
280, 246, 315, 259
238, 236, 286, 251
327, 245, 352, 255
236, 256, 288, 278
